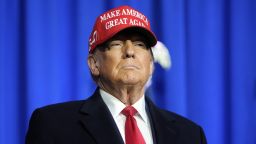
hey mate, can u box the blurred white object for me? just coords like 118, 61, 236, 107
145, 41, 171, 89
152, 41, 172, 70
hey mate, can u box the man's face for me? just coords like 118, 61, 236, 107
88, 31, 154, 87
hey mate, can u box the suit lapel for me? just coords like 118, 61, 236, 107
78, 89, 178, 144
78, 89, 124, 144
146, 97, 178, 144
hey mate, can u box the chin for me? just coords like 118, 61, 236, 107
119, 78, 140, 85
117, 72, 145, 85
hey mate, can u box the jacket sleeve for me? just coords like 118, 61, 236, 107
25, 109, 55, 144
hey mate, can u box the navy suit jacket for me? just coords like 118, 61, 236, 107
26, 89, 207, 144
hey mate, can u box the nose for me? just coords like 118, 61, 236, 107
123, 40, 135, 58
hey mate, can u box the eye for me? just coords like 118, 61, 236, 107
133, 41, 147, 49
107, 40, 124, 50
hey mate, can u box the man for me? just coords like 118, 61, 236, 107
26, 5, 207, 144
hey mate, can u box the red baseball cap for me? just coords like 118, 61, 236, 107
88, 5, 157, 53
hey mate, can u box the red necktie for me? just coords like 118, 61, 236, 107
122, 106, 145, 144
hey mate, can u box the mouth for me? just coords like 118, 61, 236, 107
121, 65, 140, 70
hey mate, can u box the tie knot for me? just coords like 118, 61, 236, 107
122, 106, 137, 117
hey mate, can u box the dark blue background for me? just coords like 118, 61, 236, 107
0, 0, 255, 143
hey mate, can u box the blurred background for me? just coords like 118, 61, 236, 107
0, 0, 255, 143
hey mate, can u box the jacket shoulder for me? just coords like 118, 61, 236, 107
158, 109, 200, 127
26, 100, 93, 144
154, 109, 207, 143
36, 100, 86, 113
28, 100, 87, 129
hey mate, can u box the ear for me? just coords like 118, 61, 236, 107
148, 48, 154, 76
149, 60, 154, 76
87, 54, 100, 76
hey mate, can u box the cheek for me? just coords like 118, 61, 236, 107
140, 51, 153, 63
140, 56, 153, 71
98, 57, 119, 74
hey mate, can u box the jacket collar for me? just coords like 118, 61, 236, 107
145, 96, 178, 144
79, 88, 124, 144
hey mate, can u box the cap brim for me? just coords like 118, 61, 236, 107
122, 27, 158, 47
98, 26, 157, 48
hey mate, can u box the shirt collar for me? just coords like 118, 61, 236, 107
100, 89, 149, 124
132, 93, 148, 124
100, 89, 126, 118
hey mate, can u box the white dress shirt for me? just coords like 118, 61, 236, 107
100, 89, 153, 144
